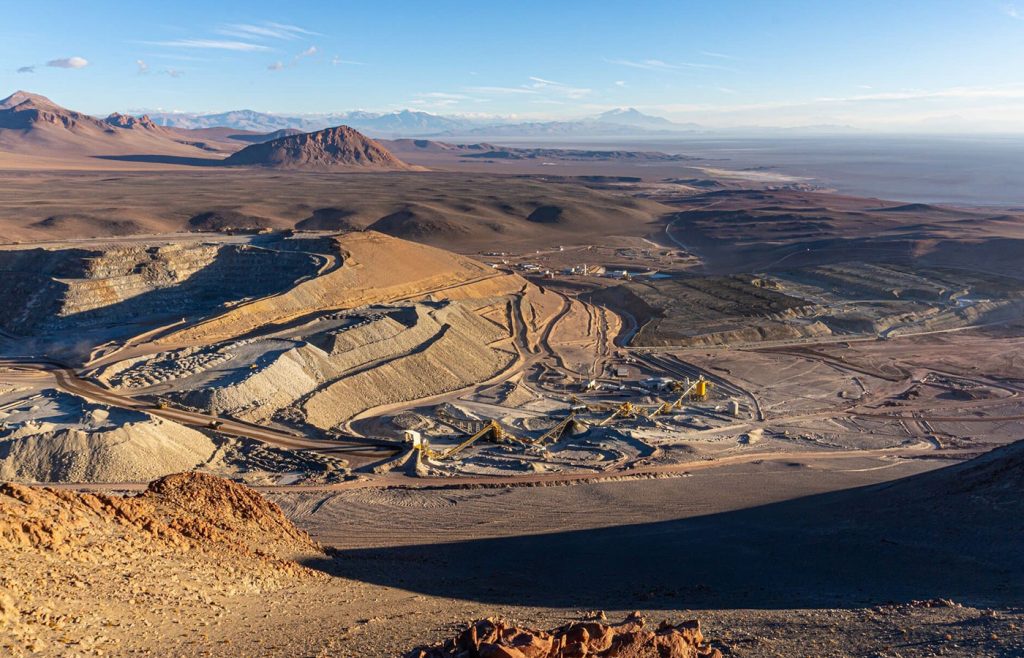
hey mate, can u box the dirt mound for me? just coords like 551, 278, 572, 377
0, 415, 219, 483
187, 209, 273, 231
406, 613, 721, 658
224, 125, 413, 170
295, 206, 365, 231
142, 472, 317, 555
368, 207, 471, 238
29, 213, 146, 236
0, 472, 317, 557
0, 473, 321, 652
527, 205, 565, 223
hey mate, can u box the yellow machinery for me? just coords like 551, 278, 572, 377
535, 413, 579, 446
418, 419, 515, 460
645, 376, 713, 419
598, 401, 638, 426
692, 376, 712, 401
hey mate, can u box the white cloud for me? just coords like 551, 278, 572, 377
267, 61, 285, 71
136, 59, 149, 74
614, 80, 626, 87
1004, 4, 1024, 19
144, 39, 270, 52
47, 56, 89, 69
163, 68, 183, 78
298, 45, 318, 58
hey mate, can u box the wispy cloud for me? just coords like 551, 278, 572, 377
614, 80, 626, 87
815, 84, 1024, 103
218, 22, 321, 40
136, 59, 149, 74
163, 68, 183, 78
466, 85, 538, 95
331, 56, 365, 66
269, 45, 321, 71
700, 50, 739, 60
47, 56, 89, 69
421, 92, 472, 100
1003, 4, 1024, 19
526, 76, 591, 99
606, 57, 736, 72
17, 65, 34, 74
143, 39, 270, 51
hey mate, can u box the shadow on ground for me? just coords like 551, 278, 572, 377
92, 154, 225, 166
303, 445, 1024, 610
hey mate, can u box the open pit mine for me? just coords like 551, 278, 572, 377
1, 213, 1024, 490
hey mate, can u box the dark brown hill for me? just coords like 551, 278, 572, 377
224, 125, 414, 170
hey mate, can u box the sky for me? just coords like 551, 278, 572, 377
3, 0, 1024, 131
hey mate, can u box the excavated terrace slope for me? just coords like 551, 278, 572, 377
302, 301, 513, 427
0, 242, 321, 334
156, 231, 524, 346
161, 301, 513, 427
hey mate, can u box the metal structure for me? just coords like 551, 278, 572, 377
415, 419, 517, 460
535, 413, 580, 446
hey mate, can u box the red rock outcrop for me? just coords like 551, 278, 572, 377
405, 613, 722, 658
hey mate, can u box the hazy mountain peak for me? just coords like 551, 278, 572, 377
0, 90, 61, 111
595, 107, 679, 128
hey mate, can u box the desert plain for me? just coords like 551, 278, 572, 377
0, 90, 1022, 657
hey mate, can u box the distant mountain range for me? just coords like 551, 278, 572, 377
144, 107, 704, 138
148, 109, 479, 137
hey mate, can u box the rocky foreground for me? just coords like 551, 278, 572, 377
2, 466, 1021, 657
0, 473, 324, 655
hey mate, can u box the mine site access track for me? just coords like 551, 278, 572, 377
40, 440, 982, 494
0, 359, 399, 457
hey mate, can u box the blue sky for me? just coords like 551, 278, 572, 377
3, 0, 1024, 130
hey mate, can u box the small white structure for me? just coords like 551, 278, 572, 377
728, 400, 741, 417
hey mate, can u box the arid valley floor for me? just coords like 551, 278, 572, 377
1, 91, 1023, 657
